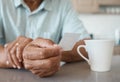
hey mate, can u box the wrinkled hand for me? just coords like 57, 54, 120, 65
4, 36, 32, 69
23, 38, 62, 77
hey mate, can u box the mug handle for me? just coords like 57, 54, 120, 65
77, 45, 90, 65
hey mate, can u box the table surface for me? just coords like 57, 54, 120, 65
0, 55, 120, 82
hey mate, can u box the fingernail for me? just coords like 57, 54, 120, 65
6, 61, 9, 65
13, 65, 16, 68
17, 66, 21, 69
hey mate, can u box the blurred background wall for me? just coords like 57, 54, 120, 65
72, 0, 120, 44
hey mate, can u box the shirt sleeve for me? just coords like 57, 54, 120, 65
0, 1, 5, 45
61, 0, 90, 40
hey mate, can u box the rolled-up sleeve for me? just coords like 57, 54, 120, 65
62, 0, 90, 40
0, 2, 5, 45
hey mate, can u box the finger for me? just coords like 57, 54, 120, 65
5, 41, 17, 68
4, 43, 10, 65
16, 38, 32, 62
35, 65, 59, 77
38, 69, 57, 77
30, 69, 44, 75
32, 61, 60, 73
5, 36, 26, 53
24, 55, 60, 70
29, 62, 59, 77
33, 70, 47, 77
24, 59, 46, 70
10, 43, 22, 69
40, 38, 55, 48
7, 50, 16, 68
24, 45, 61, 60
16, 36, 27, 62
8, 39, 24, 68
31, 38, 54, 48
5, 36, 26, 68
6, 61, 10, 65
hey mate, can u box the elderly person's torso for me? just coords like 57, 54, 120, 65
0, 0, 89, 45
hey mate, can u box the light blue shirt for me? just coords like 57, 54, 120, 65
0, 0, 90, 45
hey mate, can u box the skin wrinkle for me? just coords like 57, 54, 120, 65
5, 36, 33, 69
0, 0, 90, 77
24, 45, 60, 60
17, 38, 33, 61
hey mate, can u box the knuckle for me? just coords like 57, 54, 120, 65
45, 39, 54, 44
23, 39, 32, 46
46, 39, 51, 42
27, 38, 33, 42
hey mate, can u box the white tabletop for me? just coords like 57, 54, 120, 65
0, 55, 120, 82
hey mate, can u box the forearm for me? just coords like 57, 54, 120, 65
0, 45, 12, 68
61, 39, 90, 62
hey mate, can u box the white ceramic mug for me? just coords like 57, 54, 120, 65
77, 40, 114, 72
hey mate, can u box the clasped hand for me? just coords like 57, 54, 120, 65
4, 36, 62, 77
